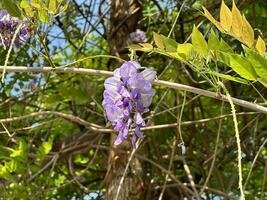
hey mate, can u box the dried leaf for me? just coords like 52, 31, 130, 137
153, 32, 165, 49
241, 15, 254, 47
220, 0, 232, 32
231, 1, 243, 38
202, 6, 223, 32
255, 36, 266, 56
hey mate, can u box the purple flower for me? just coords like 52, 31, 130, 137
0, 10, 30, 48
103, 61, 156, 146
130, 29, 147, 44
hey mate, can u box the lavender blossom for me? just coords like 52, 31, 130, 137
103, 61, 156, 146
0, 10, 30, 48
130, 29, 147, 44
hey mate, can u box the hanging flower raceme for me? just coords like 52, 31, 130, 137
103, 61, 156, 146
0, 10, 30, 48
130, 29, 147, 44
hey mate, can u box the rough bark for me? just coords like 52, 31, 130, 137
105, 0, 145, 199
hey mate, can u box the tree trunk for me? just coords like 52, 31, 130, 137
105, 0, 145, 199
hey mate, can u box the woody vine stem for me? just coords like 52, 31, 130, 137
0, 65, 266, 114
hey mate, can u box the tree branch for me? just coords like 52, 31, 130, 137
1, 66, 267, 114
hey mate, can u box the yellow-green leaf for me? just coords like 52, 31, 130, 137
241, 15, 254, 47
38, 9, 50, 23
208, 30, 220, 51
30, 2, 41, 9
225, 53, 257, 80
231, 1, 243, 38
210, 71, 248, 84
129, 44, 151, 52
153, 32, 165, 49
48, 0, 57, 13
255, 36, 266, 56
177, 43, 193, 60
191, 25, 208, 57
219, 38, 233, 53
220, 0, 232, 32
140, 43, 153, 50
246, 49, 267, 79
20, 0, 30, 8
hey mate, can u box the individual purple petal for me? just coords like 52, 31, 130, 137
113, 68, 121, 78
119, 62, 138, 78
123, 107, 130, 119
126, 118, 132, 129
134, 127, 144, 138
103, 89, 122, 104
105, 104, 123, 122
127, 74, 146, 89
134, 113, 145, 126
131, 135, 137, 146
122, 98, 129, 107
115, 100, 123, 107
20, 27, 28, 36
130, 29, 147, 44
0, 10, 8, 16
140, 89, 155, 107
119, 86, 130, 97
122, 128, 129, 138
104, 77, 122, 91
115, 121, 125, 132
136, 101, 145, 113
141, 68, 157, 83
114, 132, 124, 145
130, 88, 140, 100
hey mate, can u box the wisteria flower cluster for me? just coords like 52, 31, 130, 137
103, 61, 156, 146
130, 29, 147, 44
0, 10, 30, 48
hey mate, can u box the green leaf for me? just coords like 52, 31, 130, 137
246, 49, 267, 79
219, 38, 233, 53
20, 0, 34, 17
129, 44, 152, 52
153, 33, 178, 52
10, 139, 27, 160
191, 25, 208, 57
38, 9, 50, 23
177, 43, 193, 60
0, 164, 15, 181
140, 43, 153, 50
30, 2, 41, 9
220, 53, 257, 80
20, 0, 30, 8
2, 0, 22, 18
48, 0, 58, 13
36, 137, 53, 165
210, 71, 248, 84
208, 30, 220, 51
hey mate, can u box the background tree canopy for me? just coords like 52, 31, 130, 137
0, 0, 267, 199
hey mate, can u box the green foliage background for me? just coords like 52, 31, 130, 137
0, 0, 267, 199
